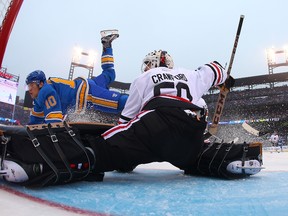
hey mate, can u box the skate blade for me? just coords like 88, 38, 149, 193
100, 29, 119, 38
236, 166, 265, 170
0, 170, 8, 175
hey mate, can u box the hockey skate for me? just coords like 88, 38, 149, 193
226, 159, 263, 175
185, 141, 264, 179
0, 157, 43, 183
100, 29, 119, 48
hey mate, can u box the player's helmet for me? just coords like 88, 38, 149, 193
141, 50, 174, 73
25, 70, 46, 85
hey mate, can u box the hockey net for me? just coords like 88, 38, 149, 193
0, 0, 23, 67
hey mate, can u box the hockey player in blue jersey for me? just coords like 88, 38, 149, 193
26, 31, 128, 125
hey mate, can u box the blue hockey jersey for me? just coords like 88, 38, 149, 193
29, 77, 88, 124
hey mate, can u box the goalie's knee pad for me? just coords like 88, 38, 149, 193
185, 141, 263, 179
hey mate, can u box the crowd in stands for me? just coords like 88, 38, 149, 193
204, 85, 288, 147
204, 86, 288, 121
0, 101, 29, 125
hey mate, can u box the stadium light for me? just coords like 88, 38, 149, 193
87, 50, 97, 67
71, 46, 97, 67
266, 48, 276, 65
266, 45, 288, 76
69, 46, 97, 80
72, 46, 83, 64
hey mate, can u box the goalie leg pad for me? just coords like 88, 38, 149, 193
1, 123, 104, 187
185, 141, 263, 179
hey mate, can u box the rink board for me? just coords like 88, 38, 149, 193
1, 168, 288, 216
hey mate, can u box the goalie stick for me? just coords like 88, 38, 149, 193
206, 15, 245, 138
242, 121, 260, 136
242, 121, 275, 137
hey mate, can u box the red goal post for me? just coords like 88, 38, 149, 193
0, 0, 23, 67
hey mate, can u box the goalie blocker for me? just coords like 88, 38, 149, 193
1, 122, 263, 187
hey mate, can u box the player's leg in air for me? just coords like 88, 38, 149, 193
88, 30, 128, 113
91, 30, 119, 89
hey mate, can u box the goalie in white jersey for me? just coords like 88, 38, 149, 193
119, 50, 220, 123
87, 50, 262, 178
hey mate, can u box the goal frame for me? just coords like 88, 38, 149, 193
0, 0, 23, 67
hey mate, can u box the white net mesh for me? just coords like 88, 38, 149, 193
0, 0, 12, 28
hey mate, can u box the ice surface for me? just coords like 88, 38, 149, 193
0, 152, 287, 216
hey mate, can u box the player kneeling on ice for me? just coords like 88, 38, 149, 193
0, 50, 263, 187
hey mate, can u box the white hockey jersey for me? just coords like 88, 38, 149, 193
119, 62, 227, 123
269, 134, 279, 144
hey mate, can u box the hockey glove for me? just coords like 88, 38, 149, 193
218, 75, 235, 91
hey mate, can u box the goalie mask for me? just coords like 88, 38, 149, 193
141, 50, 174, 73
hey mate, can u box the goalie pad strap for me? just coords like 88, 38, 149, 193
1, 135, 9, 170
216, 142, 234, 177
241, 143, 249, 175
63, 121, 91, 179
208, 142, 223, 175
26, 126, 60, 185
24, 122, 94, 186
47, 123, 73, 182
